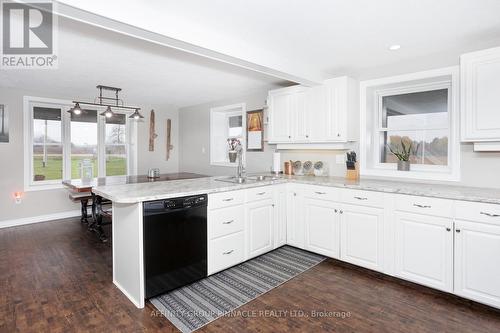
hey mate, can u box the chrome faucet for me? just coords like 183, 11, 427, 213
236, 144, 245, 179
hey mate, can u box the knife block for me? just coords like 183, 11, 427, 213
346, 162, 359, 181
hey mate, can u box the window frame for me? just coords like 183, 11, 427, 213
209, 103, 247, 167
359, 67, 460, 182
23, 96, 137, 191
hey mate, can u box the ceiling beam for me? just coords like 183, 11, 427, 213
52, 2, 322, 86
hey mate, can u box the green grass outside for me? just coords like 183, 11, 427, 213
33, 155, 126, 180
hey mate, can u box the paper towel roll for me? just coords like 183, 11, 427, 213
273, 152, 281, 173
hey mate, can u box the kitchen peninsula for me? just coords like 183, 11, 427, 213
94, 175, 500, 309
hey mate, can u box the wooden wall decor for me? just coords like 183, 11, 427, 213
166, 119, 174, 160
149, 109, 158, 151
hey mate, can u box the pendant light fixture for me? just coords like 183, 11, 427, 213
100, 105, 114, 118
67, 102, 82, 115
68, 85, 144, 120
129, 108, 144, 119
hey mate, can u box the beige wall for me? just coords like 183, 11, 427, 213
0, 87, 178, 224
179, 90, 276, 176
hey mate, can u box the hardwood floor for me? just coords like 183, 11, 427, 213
1, 218, 500, 333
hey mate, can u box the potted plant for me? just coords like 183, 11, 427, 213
388, 139, 419, 171
227, 138, 241, 163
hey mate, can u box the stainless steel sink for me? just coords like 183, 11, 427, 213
246, 175, 279, 181
214, 176, 249, 184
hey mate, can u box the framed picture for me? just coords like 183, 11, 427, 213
246, 109, 264, 151
0, 104, 8, 143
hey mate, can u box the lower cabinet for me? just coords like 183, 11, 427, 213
340, 204, 384, 272
394, 211, 453, 292
208, 232, 245, 275
273, 185, 287, 249
246, 198, 274, 259
304, 198, 340, 258
287, 188, 305, 249
454, 219, 500, 308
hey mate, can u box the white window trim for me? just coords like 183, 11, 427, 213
210, 103, 246, 168
359, 67, 461, 182
23, 96, 138, 191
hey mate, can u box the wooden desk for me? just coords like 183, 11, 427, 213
63, 173, 207, 241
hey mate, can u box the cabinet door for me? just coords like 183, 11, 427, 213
325, 78, 347, 142
307, 85, 328, 142
286, 189, 305, 249
340, 204, 384, 272
455, 219, 500, 308
292, 89, 309, 142
304, 198, 340, 258
274, 185, 287, 249
268, 91, 292, 142
246, 199, 274, 259
461, 47, 500, 141
394, 212, 453, 292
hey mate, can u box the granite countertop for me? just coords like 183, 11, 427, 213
92, 174, 500, 205
93, 176, 500, 204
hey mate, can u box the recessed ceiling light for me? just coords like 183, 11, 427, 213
389, 44, 401, 51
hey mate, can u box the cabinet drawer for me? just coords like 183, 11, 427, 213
246, 186, 273, 202
209, 205, 244, 239
303, 185, 340, 201
208, 232, 245, 275
340, 189, 385, 208
209, 190, 246, 209
455, 201, 500, 225
395, 194, 453, 217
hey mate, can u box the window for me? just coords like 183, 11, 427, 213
360, 67, 460, 181
24, 96, 136, 190
210, 103, 246, 167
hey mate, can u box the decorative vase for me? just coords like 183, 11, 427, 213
397, 160, 410, 171
228, 151, 237, 163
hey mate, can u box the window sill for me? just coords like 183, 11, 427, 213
361, 167, 460, 182
25, 183, 64, 192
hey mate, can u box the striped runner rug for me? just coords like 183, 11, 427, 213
150, 246, 325, 333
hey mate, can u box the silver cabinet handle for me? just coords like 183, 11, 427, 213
334, 209, 338, 213
257, 192, 266, 195
480, 212, 500, 217
223, 250, 234, 255
222, 220, 234, 225
354, 196, 367, 201
222, 198, 234, 202
413, 204, 431, 208
315, 191, 326, 195
456, 229, 461, 233
339, 210, 343, 214
446, 227, 451, 231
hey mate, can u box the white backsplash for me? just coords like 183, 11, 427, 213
279, 150, 352, 177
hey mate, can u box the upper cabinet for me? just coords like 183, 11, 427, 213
267, 76, 358, 146
461, 47, 500, 147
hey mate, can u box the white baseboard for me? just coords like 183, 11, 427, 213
0, 210, 82, 229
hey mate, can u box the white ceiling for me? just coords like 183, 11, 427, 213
58, 0, 500, 81
0, 17, 287, 108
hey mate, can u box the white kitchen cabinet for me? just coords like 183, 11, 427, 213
273, 185, 287, 249
394, 211, 453, 292
304, 198, 340, 258
246, 198, 274, 259
461, 47, 500, 143
340, 204, 384, 272
286, 187, 305, 249
268, 86, 308, 143
454, 219, 500, 308
267, 76, 358, 145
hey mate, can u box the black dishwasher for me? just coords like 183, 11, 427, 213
143, 194, 207, 299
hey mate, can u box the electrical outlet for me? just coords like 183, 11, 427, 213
335, 154, 346, 164
201, 147, 206, 154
